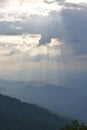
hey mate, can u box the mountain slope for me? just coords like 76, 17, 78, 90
0, 94, 70, 130
1, 79, 87, 120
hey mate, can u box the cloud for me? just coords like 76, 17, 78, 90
66, 0, 87, 4
0, 34, 41, 56
61, 4, 87, 56
0, 0, 87, 63
0, 11, 65, 40
0, 0, 62, 22
0, 35, 64, 63
0, 0, 7, 6
0, 0, 87, 81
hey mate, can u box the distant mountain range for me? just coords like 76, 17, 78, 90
0, 79, 87, 121
0, 94, 70, 130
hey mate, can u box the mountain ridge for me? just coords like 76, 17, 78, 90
0, 94, 70, 130
0, 79, 87, 121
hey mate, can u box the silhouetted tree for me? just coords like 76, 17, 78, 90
61, 120, 87, 130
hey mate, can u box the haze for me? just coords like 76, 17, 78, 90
0, 0, 87, 121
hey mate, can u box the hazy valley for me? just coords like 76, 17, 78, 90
0, 78, 87, 121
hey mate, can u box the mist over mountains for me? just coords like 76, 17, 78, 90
0, 94, 71, 130
0, 78, 87, 121
0, 0, 87, 128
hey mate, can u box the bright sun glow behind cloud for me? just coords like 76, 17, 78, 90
0, 0, 62, 21
0, 0, 87, 82
0, 35, 62, 63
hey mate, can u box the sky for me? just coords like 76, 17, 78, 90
0, 0, 87, 84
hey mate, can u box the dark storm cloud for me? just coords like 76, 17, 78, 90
0, 2, 87, 58
0, 21, 23, 35
28, 5, 87, 58
61, 4, 87, 56
23, 12, 66, 44
0, 12, 65, 42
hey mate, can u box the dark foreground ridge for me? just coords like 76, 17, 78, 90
0, 94, 70, 130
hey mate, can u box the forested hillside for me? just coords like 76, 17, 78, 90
0, 94, 70, 130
